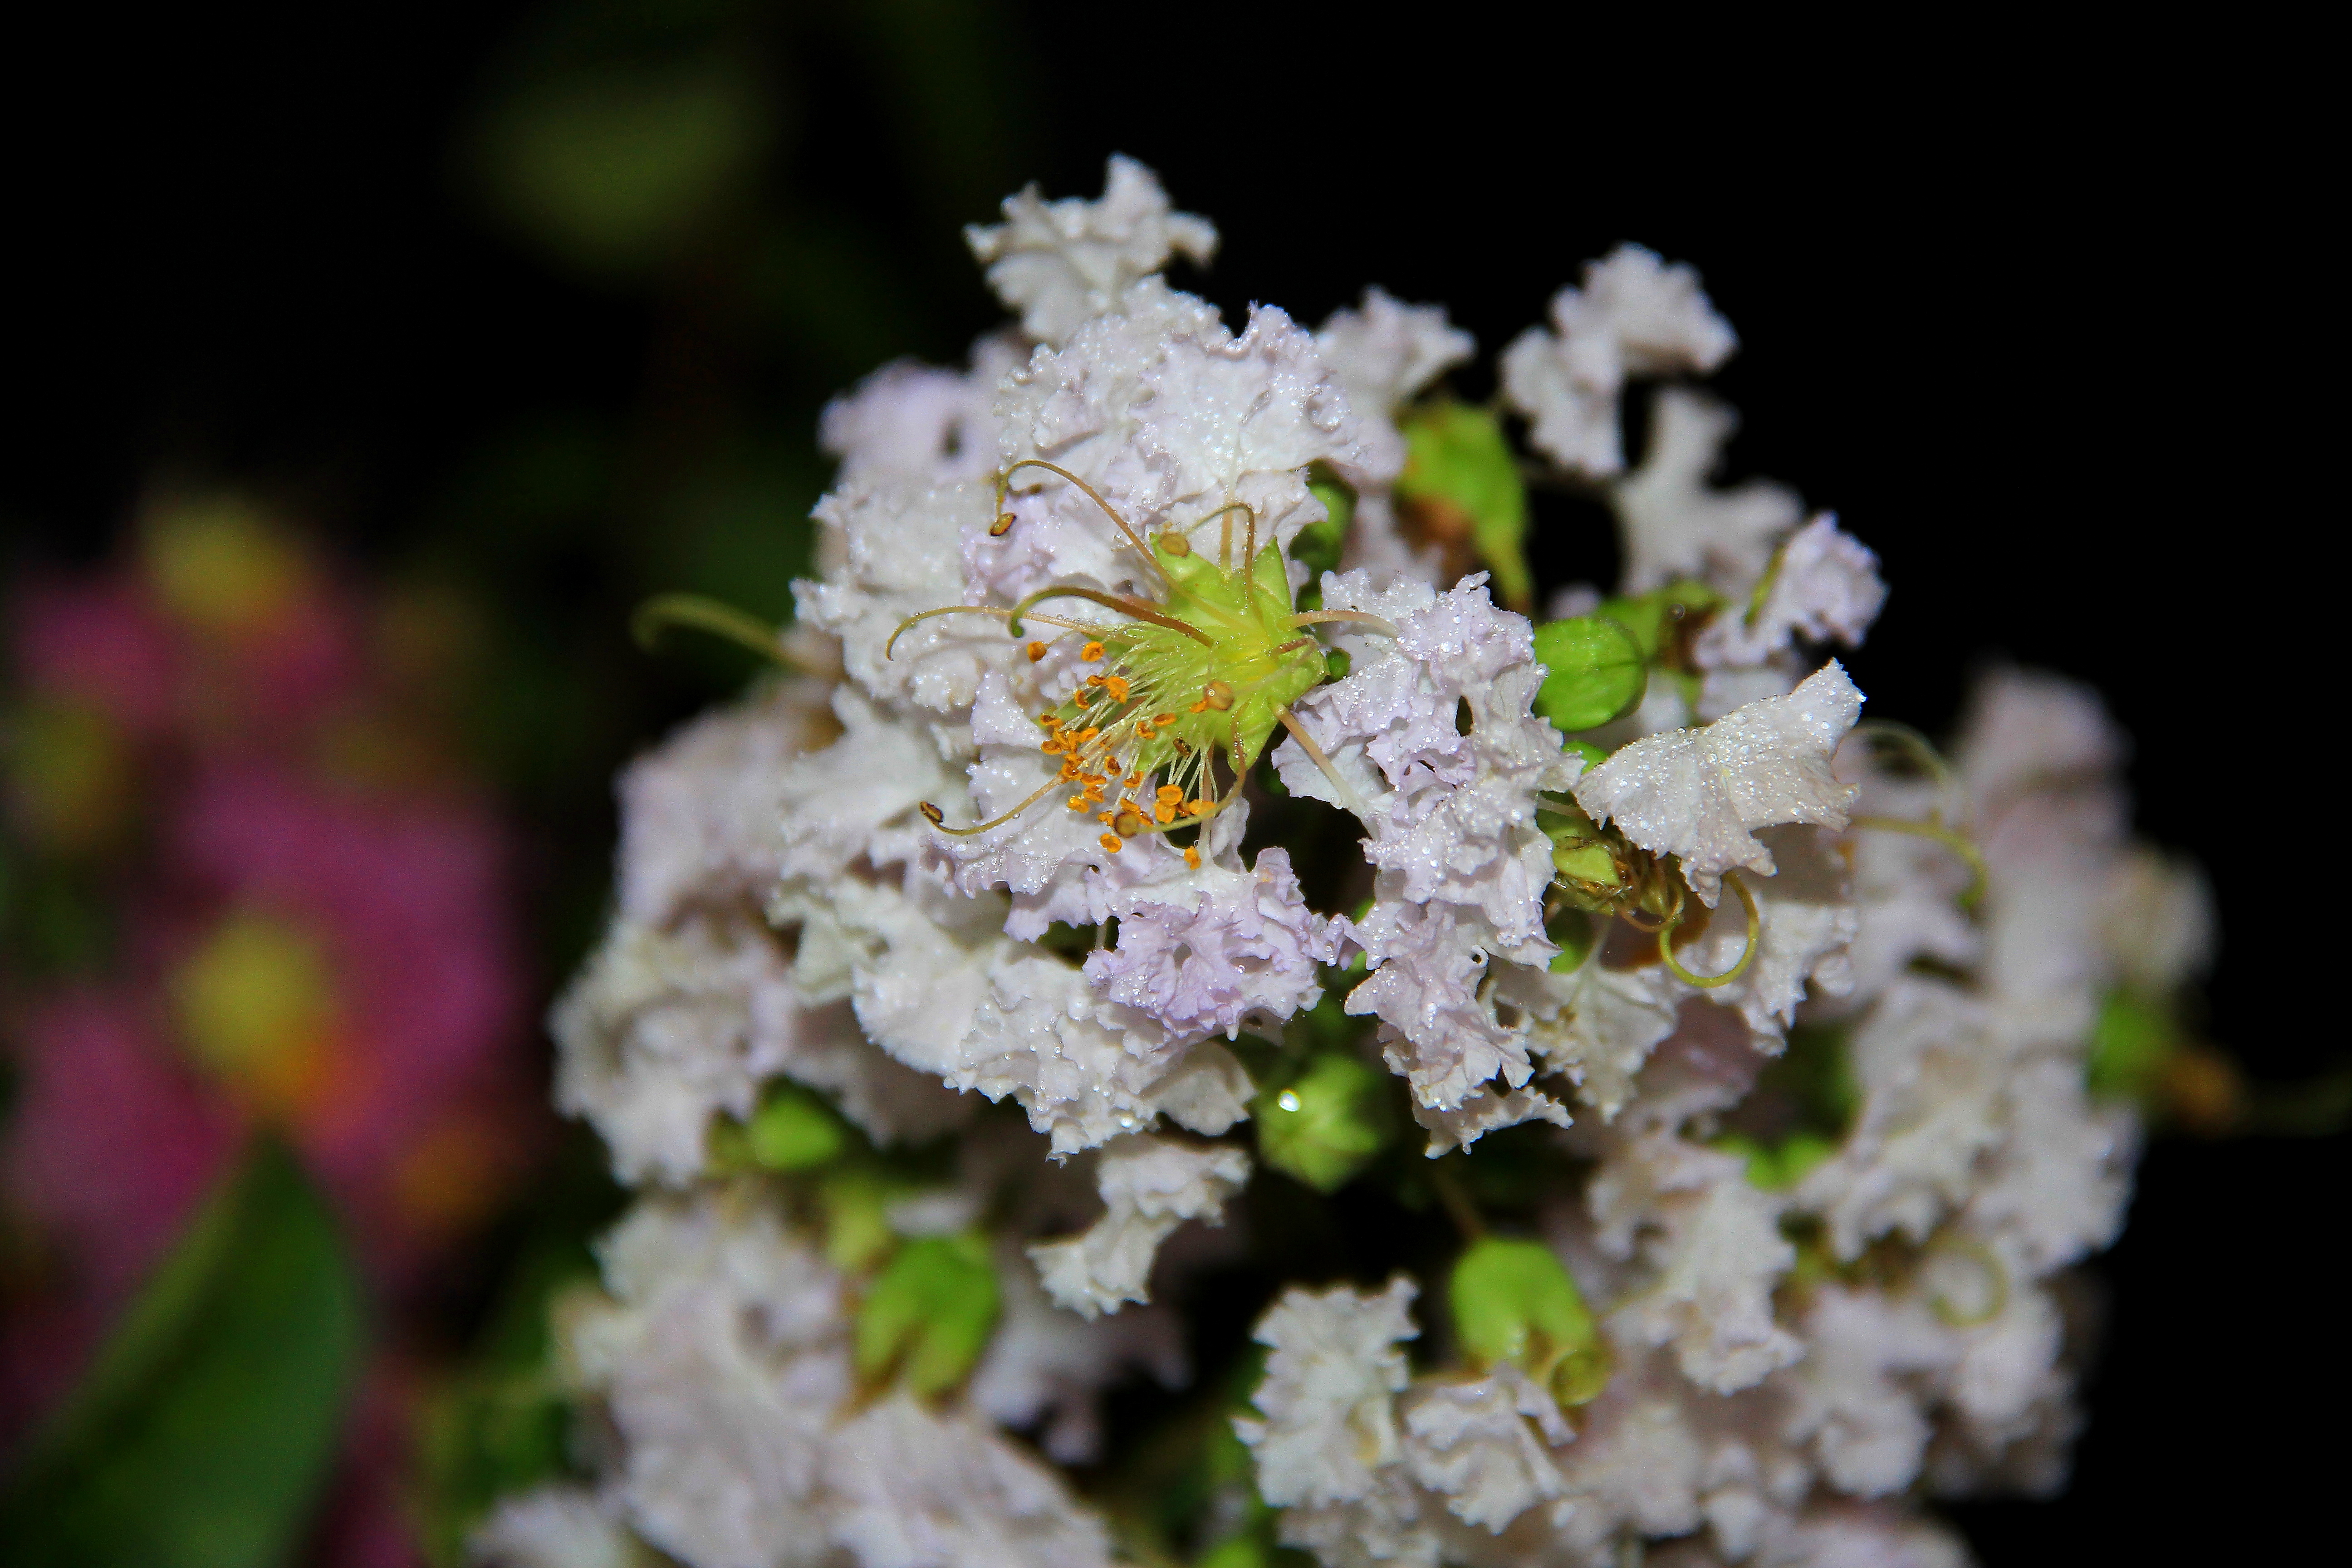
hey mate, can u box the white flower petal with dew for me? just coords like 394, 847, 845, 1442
1610, 388, 1803, 594
1694, 514, 1886, 670
1411, 1084, 1574, 1158
1237, 1277, 1419, 1510
1399, 1366, 1570, 1533
796, 480, 1033, 723
1502, 245, 1737, 479
819, 339, 1020, 490
565, 1195, 848, 1568
468, 1487, 644, 1568
1589, 1130, 1801, 1393
1028, 1134, 1250, 1318
778, 687, 971, 884
823, 1393, 1115, 1568
965, 155, 1217, 346
1780, 1287, 1957, 1499
1573, 662, 1863, 906
1316, 287, 1475, 417
617, 679, 834, 927
1086, 843, 1340, 1042
1515, 944, 1685, 1122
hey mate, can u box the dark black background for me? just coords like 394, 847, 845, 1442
5, 6, 2340, 1559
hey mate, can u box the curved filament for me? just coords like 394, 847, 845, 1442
919, 775, 1064, 836
998, 460, 1171, 589
885, 605, 1083, 660
1275, 706, 1372, 824
1006, 585, 1213, 646
1656, 871, 1760, 988
632, 593, 792, 665
1291, 610, 1402, 637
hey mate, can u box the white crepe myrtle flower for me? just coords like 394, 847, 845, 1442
1611, 387, 1805, 594
615, 677, 835, 927
1501, 245, 1738, 479
1274, 570, 1578, 1116
564, 1194, 852, 1568
1693, 514, 1888, 671
486, 167, 2200, 1568
969, 1245, 1186, 1463
469, 1487, 647, 1568
1028, 1134, 1250, 1317
1084, 837, 1343, 1041
818, 340, 1020, 491
1236, 1276, 1420, 1509
1574, 661, 1864, 905
823, 1394, 1115, 1568
1397, 1365, 1572, 1533
966, 154, 1217, 347
1588, 1126, 1803, 1393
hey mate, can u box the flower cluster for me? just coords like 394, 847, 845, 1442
480, 161, 2204, 1568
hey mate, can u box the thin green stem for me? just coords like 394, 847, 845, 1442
632, 593, 791, 665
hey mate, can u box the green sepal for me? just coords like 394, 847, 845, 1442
819, 1166, 899, 1275
1531, 616, 1647, 732
1396, 402, 1532, 610
1255, 1053, 1392, 1193
0, 1138, 363, 1568
1449, 1236, 1609, 1408
1550, 843, 1621, 887
2087, 990, 2180, 1103
854, 1232, 1000, 1397
1547, 907, 1598, 973
1596, 580, 1724, 663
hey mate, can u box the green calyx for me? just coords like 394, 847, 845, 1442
1395, 402, 1532, 611
1294, 464, 1355, 611
1532, 615, 1647, 732
708, 1080, 849, 1174
1255, 1052, 1393, 1193
1450, 1237, 1609, 1409
853, 1232, 1000, 1399
1595, 580, 1724, 666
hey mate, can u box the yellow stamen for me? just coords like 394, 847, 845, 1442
1067, 795, 1088, 811
1081, 641, 1105, 662
1155, 801, 1177, 824
1102, 674, 1131, 702
1099, 833, 1123, 853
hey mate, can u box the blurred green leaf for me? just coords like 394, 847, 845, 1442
1594, 580, 1724, 663
854, 1232, 998, 1397
1449, 1236, 1607, 1409
475, 53, 774, 278
1, 1138, 364, 1568
1255, 1054, 1391, 1194
1395, 403, 1530, 611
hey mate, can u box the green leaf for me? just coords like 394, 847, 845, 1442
1449, 1237, 1609, 1409
1531, 616, 1646, 732
0, 1138, 364, 1568
1395, 403, 1532, 611
854, 1233, 1000, 1397
1255, 1053, 1393, 1193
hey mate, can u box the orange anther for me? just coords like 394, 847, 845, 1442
989, 511, 1016, 537
1026, 641, 1047, 662
1067, 795, 1087, 811
1189, 700, 1208, 714
1154, 713, 1176, 726
1102, 675, 1131, 703
1099, 833, 1123, 853
1185, 799, 1212, 816
1078, 728, 1099, 742
1098, 810, 1116, 825
1080, 641, 1105, 662
1154, 801, 1177, 824
1183, 846, 1201, 868
1156, 784, 1184, 807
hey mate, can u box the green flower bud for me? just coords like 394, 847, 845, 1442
1256, 1053, 1392, 1193
1547, 907, 1597, 973
745, 1081, 847, 1171
1395, 402, 1532, 611
1449, 1236, 1609, 1408
1715, 1131, 1835, 1191
1531, 615, 1646, 731
1595, 580, 1724, 663
2087, 990, 2178, 1103
819, 1168, 896, 1274
854, 1232, 1000, 1398
1550, 842, 1621, 887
